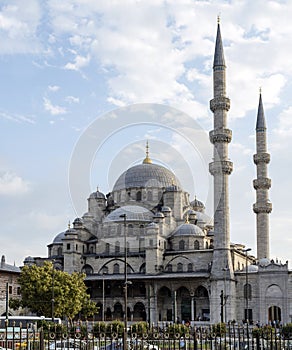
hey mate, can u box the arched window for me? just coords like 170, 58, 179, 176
205, 241, 209, 249
82, 264, 93, 275
113, 263, 120, 274
244, 283, 252, 300
136, 191, 142, 201
139, 225, 144, 235
187, 263, 193, 272
179, 240, 185, 250
117, 224, 122, 235
57, 247, 62, 256
177, 263, 183, 272
102, 266, 109, 275
115, 241, 120, 254
147, 191, 153, 201
105, 243, 110, 254
194, 240, 200, 250
167, 264, 173, 272
128, 224, 133, 235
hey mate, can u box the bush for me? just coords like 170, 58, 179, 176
282, 323, 292, 339
212, 323, 226, 336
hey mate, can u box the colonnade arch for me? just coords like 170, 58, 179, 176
156, 284, 210, 323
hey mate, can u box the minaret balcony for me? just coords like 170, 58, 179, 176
210, 96, 230, 112
253, 153, 270, 165
253, 202, 272, 214
209, 128, 232, 144
209, 160, 233, 175
253, 178, 271, 190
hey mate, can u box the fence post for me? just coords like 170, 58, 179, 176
39, 326, 44, 350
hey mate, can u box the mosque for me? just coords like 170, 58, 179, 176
25, 21, 292, 325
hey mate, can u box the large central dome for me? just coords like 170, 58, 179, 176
113, 162, 181, 191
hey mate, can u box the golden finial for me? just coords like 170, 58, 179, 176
142, 141, 152, 164
217, 14, 221, 24
68, 221, 71, 229
259, 87, 262, 95
185, 214, 189, 224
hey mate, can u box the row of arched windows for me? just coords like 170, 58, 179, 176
166, 262, 194, 272
179, 240, 200, 250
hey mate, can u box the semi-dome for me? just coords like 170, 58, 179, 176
104, 205, 154, 222
53, 231, 66, 244
113, 162, 181, 192
172, 223, 204, 237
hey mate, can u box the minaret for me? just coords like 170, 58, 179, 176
209, 18, 235, 323
253, 91, 272, 259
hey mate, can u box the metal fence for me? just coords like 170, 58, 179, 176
1, 320, 292, 350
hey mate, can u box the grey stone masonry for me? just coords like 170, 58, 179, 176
253, 92, 271, 260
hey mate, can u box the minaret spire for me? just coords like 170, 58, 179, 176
209, 19, 235, 323
143, 141, 152, 164
253, 90, 272, 259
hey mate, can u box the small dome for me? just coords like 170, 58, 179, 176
154, 212, 164, 218
53, 231, 66, 244
161, 206, 171, 213
172, 223, 204, 237
24, 256, 35, 263
89, 187, 105, 199
259, 258, 271, 267
104, 205, 153, 222
191, 197, 205, 212
73, 217, 83, 225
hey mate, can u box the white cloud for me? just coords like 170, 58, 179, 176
48, 85, 60, 92
65, 95, 80, 104
0, 172, 30, 195
43, 97, 67, 115
64, 54, 91, 71
0, 0, 42, 54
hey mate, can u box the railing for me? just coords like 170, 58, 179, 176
1, 320, 292, 350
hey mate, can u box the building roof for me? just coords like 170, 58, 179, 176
213, 21, 225, 68
256, 92, 266, 131
104, 205, 154, 222
112, 162, 181, 191
0, 255, 20, 273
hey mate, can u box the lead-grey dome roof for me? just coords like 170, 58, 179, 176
172, 223, 204, 237
113, 163, 181, 191
104, 205, 154, 222
53, 231, 66, 244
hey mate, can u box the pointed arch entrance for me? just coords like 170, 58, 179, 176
195, 285, 210, 321
133, 302, 146, 321
177, 287, 191, 323
157, 286, 172, 321
266, 284, 283, 323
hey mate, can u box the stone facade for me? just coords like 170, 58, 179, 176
0, 255, 21, 316
24, 21, 292, 325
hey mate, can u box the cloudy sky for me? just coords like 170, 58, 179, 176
1, 0, 292, 267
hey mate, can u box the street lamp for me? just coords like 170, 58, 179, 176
222, 267, 229, 323
51, 261, 55, 322
120, 214, 128, 350
244, 248, 251, 323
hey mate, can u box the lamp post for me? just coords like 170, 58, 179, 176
222, 267, 228, 323
102, 276, 105, 322
120, 214, 128, 350
244, 248, 251, 323
51, 260, 55, 322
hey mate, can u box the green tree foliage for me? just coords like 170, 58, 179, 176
10, 261, 97, 323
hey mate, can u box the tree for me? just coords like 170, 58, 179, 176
10, 261, 97, 323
